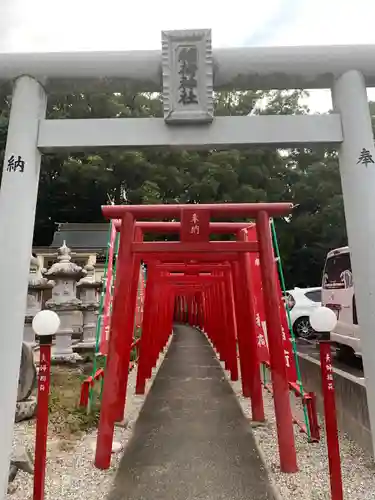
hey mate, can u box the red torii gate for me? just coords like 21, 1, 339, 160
166, 264, 237, 376
95, 202, 297, 474
113, 218, 296, 392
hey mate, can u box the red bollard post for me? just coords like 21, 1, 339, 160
33, 338, 52, 500
305, 392, 320, 443
319, 341, 343, 500
31, 309, 62, 500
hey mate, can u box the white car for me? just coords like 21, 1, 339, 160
321, 246, 360, 361
284, 287, 322, 339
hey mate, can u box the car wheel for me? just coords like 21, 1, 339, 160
293, 316, 316, 340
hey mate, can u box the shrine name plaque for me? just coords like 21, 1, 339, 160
162, 29, 214, 124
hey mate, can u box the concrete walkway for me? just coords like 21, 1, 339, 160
108, 325, 274, 500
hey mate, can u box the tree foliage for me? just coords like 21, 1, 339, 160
0, 84, 365, 287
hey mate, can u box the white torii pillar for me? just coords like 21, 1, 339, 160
0, 75, 46, 499
332, 70, 375, 456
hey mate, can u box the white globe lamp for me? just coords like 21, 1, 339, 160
30, 310, 60, 499
32, 310, 60, 337
310, 306, 337, 334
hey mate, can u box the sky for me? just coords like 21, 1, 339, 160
1, 0, 375, 111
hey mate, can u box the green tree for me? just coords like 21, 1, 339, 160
0, 85, 365, 287
276, 148, 346, 286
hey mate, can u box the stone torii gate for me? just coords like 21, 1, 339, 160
0, 29, 375, 497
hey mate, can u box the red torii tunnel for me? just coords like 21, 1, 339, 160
94, 202, 298, 474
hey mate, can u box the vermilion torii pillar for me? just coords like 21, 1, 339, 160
95, 202, 298, 474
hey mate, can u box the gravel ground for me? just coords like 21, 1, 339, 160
222, 363, 375, 500
7, 337, 172, 500
9, 332, 375, 500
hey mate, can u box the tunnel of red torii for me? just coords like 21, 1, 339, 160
93, 201, 299, 474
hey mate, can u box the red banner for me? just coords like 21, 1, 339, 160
275, 265, 297, 382
247, 225, 297, 382
248, 250, 269, 364
99, 221, 117, 355
135, 266, 146, 328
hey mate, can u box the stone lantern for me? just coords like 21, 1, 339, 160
24, 255, 54, 345
75, 264, 102, 352
44, 242, 86, 362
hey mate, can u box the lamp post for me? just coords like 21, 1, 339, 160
31, 310, 60, 500
310, 306, 343, 500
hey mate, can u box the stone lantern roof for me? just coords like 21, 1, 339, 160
77, 264, 102, 313
44, 241, 86, 281
28, 255, 53, 290
77, 264, 102, 290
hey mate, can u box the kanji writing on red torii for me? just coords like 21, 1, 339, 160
284, 350, 290, 368
255, 313, 261, 328
257, 333, 266, 347
281, 325, 287, 341
190, 213, 200, 235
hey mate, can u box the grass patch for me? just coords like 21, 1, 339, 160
48, 365, 101, 441
46, 328, 142, 443
82, 353, 107, 372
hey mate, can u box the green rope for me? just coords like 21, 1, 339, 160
262, 363, 267, 385
88, 222, 112, 412
270, 218, 311, 439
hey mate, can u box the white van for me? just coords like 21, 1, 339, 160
321, 246, 359, 361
